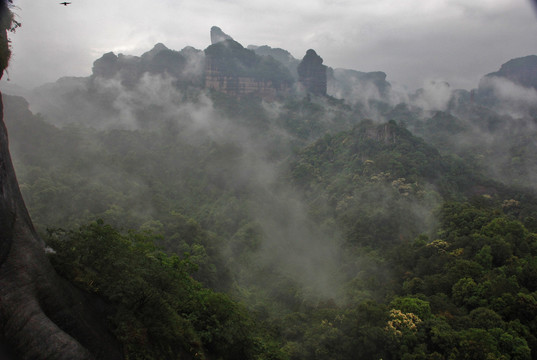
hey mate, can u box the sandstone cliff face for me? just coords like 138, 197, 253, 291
204, 36, 292, 99
365, 123, 397, 144
0, 2, 122, 358
297, 49, 327, 96
205, 56, 287, 99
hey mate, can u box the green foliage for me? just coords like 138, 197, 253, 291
390, 296, 432, 320
290, 120, 467, 248
389, 201, 537, 359
46, 221, 284, 360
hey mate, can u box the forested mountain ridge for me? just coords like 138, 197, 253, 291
2, 23, 537, 359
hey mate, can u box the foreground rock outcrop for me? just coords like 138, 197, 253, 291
0, 1, 122, 358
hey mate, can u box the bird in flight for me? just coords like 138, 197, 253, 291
59, 2, 71, 5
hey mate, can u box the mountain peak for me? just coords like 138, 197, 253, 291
150, 42, 169, 53
210, 26, 233, 45
298, 49, 327, 95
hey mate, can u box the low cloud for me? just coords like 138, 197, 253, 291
479, 76, 537, 118
411, 80, 452, 113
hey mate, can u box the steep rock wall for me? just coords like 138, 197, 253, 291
205, 56, 287, 99
204, 35, 292, 100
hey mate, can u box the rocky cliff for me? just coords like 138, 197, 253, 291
360, 120, 398, 144
204, 33, 293, 99
205, 59, 281, 99
0, 1, 121, 358
297, 49, 327, 96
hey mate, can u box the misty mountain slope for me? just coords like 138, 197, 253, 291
388, 102, 537, 191
466, 56, 537, 186
429, 111, 537, 189
0, 96, 286, 360
7, 39, 537, 267
0, 102, 289, 360
290, 119, 537, 249
3, 90, 355, 229
3, 88, 366, 313
6, 69, 537, 313
4, 96, 537, 359
381, 57, 537, 191
282, 121, 537, 359
2, 82, 414, 314
290, 120, 444, 249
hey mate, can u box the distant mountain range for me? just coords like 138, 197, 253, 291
1, 26, 535, 122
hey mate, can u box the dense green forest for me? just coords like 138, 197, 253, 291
4, 50, 537, 359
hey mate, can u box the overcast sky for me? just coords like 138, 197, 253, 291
2, 0, 537, 91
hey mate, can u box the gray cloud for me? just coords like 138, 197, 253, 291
412, 80, 452, 113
